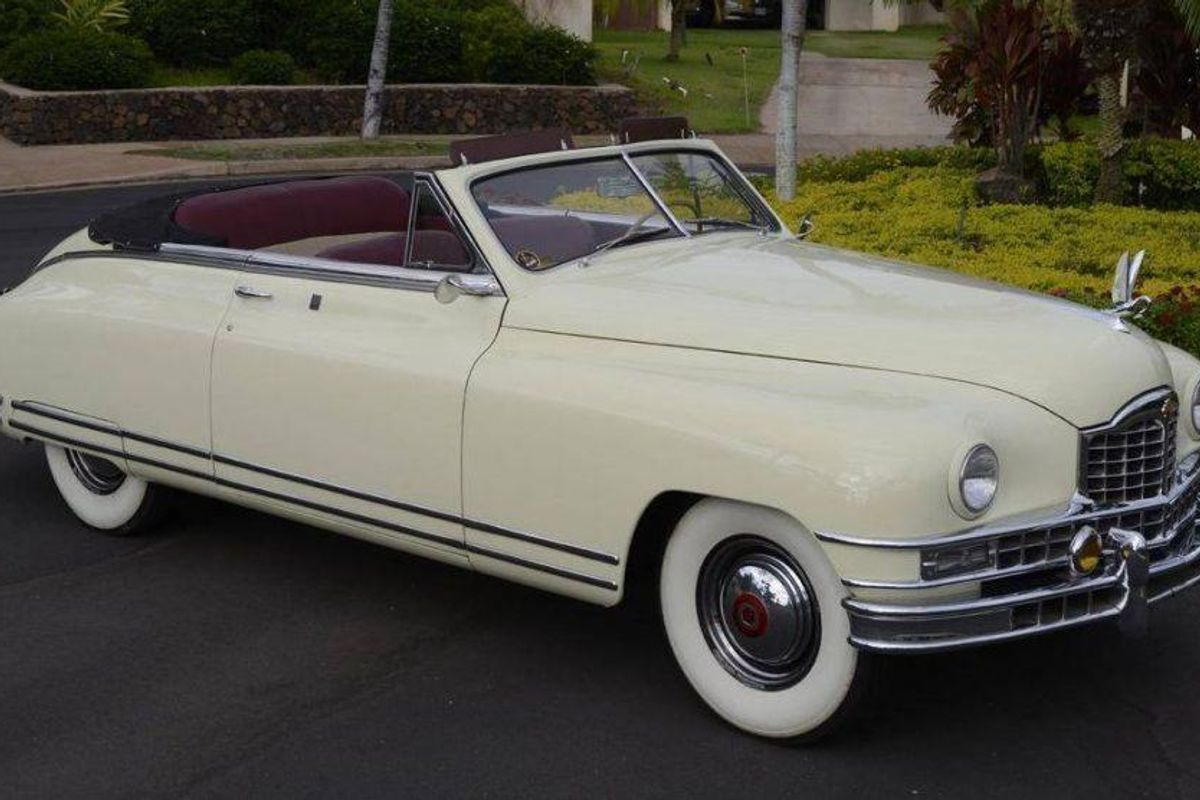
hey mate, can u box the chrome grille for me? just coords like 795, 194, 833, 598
1081, 393, 1177, 506
992, 473, 1200, 574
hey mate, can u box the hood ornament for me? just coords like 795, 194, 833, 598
1110, 250, 1152, 320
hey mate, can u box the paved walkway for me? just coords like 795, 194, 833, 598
761, 56, 952, 153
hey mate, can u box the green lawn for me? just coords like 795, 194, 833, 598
594, 25, 947, 135
594, 28, 782, 134
805, 25, 947, 60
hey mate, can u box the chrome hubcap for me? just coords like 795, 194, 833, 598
66, 449, 126, 496
697, 536, 820, 690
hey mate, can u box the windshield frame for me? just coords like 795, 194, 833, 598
466, 144, 782, 273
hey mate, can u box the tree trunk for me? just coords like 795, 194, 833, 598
775, 1, 808, 201
1095, 70, 1126, 204
667, 1, 687, 61
361, 0, 393, 140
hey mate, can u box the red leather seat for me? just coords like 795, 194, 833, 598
317, 231, 470, 268
173, 176, 410, 250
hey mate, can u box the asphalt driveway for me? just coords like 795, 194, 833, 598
1, 182, 1199, 799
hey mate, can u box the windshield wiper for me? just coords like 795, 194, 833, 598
681, 217, 769, 234
581, 212, 671, 266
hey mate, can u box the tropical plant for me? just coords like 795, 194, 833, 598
1179, 0, 1200, 37
1136, 0, 1200, 138
1040, 28, 1091, 140
929, 1, 1051, 178
1070, 0, 1148, 203
928, 11, 992, 146
52, 0, 128, 31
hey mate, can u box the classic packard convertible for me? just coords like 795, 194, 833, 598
2, 122, 1199, 740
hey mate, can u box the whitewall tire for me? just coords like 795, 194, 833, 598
45, 444, 165, 535
660, 498, 867, 740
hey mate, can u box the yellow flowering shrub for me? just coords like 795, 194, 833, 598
769, 167, 1200, 297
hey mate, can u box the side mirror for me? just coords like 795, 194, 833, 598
796, 214, 815, 241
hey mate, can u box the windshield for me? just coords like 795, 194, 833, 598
629, 151, 775, 235
470, 150, 771, 272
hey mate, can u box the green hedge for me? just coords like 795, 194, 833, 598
797, 146, 999, 184
801, 140, 1200, 212
284, 0, 594, 85
0, 28, 154, 90
0, 0, 53, 52
230, 49, 296, 85
1039, 140, 1200, 210
129, 0, 264, 67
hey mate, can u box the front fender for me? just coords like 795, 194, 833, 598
462, 328, 1080, 600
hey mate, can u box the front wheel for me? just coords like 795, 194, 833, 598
659, 499, 869, 740
45, 444, 167, 535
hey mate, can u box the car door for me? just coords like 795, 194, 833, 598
209, 177, 505, 559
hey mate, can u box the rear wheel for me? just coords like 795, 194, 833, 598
45, 444, 167, 535
659, 499, 870, 740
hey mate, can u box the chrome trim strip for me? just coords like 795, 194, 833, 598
214, 453, 461, 524
10, 420, 125, 460
210, 473, 463, 550
844, 507, 1198, 590
215, 453, 619, 564
13, 400, 621, 576
845, 535, 1200, 653
816, 464, 1200, 551
1080, 386, 1175, 433
463, 545, 618, 591
13, 401, 208, 459
10, 401, 121, 437
848, 605, 1127, 654
36, 243, 506, 297
844, 565, 1127, 618
462, 517, 621, 566
10, 421, 211, 481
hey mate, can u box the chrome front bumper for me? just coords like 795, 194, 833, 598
836, 461, 1200, 653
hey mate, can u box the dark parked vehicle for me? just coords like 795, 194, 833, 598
687, 1, 826, 29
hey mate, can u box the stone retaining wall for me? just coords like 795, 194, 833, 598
0, 82, 638, 145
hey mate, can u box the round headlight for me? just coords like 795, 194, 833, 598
959, 444, 999, 514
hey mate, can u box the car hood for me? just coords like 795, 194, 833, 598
501, 234, 1173, 426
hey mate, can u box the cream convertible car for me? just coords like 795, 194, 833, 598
2, 130, 1200, 740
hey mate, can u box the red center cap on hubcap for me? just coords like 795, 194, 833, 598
733, 592, 769, 637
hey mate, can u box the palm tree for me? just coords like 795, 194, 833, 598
667, 1, 688, 62
914, 0, 1197, 202
361, 0, 393, 140
1072, 0, 1148, 202
1179, 0, 1200, 36
775, 1, 809, 200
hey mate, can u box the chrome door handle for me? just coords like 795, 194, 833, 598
235, 285, 273, 300
434, 274, 502, 304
